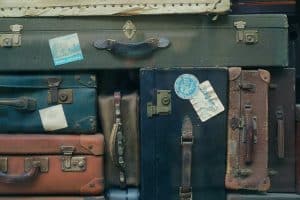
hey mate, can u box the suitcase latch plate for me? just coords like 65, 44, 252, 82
234, 21, 258, 45
0, 157, 7, 173
0, 24, 23, 48
24, 157, 49, 173
47, 78, 73, 104
147, 90, 171, 118
61, 146, 86, 172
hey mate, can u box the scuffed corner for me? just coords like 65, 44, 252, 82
80, 177, 104, 195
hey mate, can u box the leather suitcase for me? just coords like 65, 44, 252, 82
0, 0, 230, 16
140, 67, 228, 200
0, 74, 97, 133
0, 134, 104, 195
268, 68, 296, 192
227, 193, 300, 199
107, 188, 139, 200
0, 197, 105, 200
98, 92, 139, 187
225, 67, 270, 191
0, 14, 288, 71
232, 0, 296, 15
296, 104, 300, 193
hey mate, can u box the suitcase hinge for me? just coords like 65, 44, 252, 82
234, 21, 258, 45
61, 146, 86, 172
48, 77, 73, 104
147, 90, 171, 118
0, 24, 23, 48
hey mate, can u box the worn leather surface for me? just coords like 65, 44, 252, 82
268, 68, 295, 192
227, 193, 300, 199
0, 15, 288, 71
0, 74, 97, 133
98, 93, 139, 187
226, 67, 270, 191
140, 68, 227, 200
0, 134, 104, 195
107, 188, 139, 200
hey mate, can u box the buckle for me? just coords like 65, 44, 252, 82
181, 135, 194, 145
179, 187, 192, 200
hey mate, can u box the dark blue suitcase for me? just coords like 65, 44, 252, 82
0, 74, 97, 133
107, 188, 139, 200
140, 67, 228, 200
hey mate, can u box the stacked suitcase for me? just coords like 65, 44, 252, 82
0, 0, 299, 199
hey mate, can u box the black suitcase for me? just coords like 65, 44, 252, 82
140, 67, 228, 200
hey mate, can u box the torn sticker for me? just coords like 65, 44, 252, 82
174, 74, 199, 99
49, 33, 83, 66
190, 81, 224, 122
39, 104, 68, 131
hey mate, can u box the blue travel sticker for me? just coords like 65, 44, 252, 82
49, 33, 83, 66
174, 74, 199, 99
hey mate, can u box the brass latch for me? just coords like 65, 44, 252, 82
0, 24, 23, 47
234, 21, 258, 45
47, 77, 73, 104
61, 146, 86, 172
147, 90, 171, 118
0, 157, 48, 173
0, 157, 7, 172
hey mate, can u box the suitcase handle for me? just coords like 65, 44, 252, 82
93, 38, 170, 59
276, 109, 285, 159
0, 164, 40, 184
0, 97, 36, 111
244, 116, 257, 165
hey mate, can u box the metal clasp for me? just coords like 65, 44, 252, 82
234, 21, 258, 45
61, 146, 86, 172
179, 187, 193, 200
0, 24, 23, 47
147, 90, 171, 118
47, 78, 73, 104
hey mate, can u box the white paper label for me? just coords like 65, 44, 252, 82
190, 81, 224, 122
39, 105, 68, 131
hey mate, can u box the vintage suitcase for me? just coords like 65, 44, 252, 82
0, 0, 230, 16
98, 92, 139, 187
225, 67, 271, 191
0, 197, 105, 200
0, 14, 288, 71
140, 67, 228, 200
296, 104, 300, 193
0, 74, 97, 133
0, 134, 104, 195
107, 188, 139, 200
227, 193, 300, 199
268, 68, 296, 192
232, 0, 296, 15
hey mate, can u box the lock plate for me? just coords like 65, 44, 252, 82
0, 157, 7, 173
48, 89, 73, 104
147, 90, 171, 117
61, 156, 86, 172
234, 21, 258, 45
0, 24, 23, 47
24, 157, 49, 173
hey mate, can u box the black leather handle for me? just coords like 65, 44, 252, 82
276, 108, 285, 159
0, 165, 40, 184
0, 97, 36, 111
93, 38, 170, 59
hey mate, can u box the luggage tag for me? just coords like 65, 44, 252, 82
49, 33, 84, 66
174, 74, 224, 122
39, 104, 68, 131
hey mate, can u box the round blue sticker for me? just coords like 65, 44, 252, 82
174, 74, 199, 99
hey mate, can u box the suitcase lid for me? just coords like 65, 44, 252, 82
0, 134, 104, 155
0, 0, 230, 17
0, 74, 96, 89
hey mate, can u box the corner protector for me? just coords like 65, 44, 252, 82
229, 67, 242, 81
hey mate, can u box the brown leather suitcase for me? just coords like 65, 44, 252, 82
268, 68, 296, 192
99, 92, 139, 187
296, 104, 300, 193
225, 67, 271, 191
0, 134, 104, 195
0, 197, 104, 200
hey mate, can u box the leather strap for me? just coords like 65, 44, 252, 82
180, 116, 193, 200
112, 92, 126, 188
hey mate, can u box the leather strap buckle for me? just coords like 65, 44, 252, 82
179, 187, 193, 200
181, 135, 194, 145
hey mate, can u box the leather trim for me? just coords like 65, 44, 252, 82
229, 67, 242, 81
80, 178, 104, 195
80, 134, 104, 156
258, 69, 271, 83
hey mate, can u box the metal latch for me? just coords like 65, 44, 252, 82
48, 77, 73, 104
0, 24, 23, 47
147, 90, 171, 118
0, 157, 7, 172
24, 157, 49, 172
234, 21, 258, 44
61, 146, 86, 172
